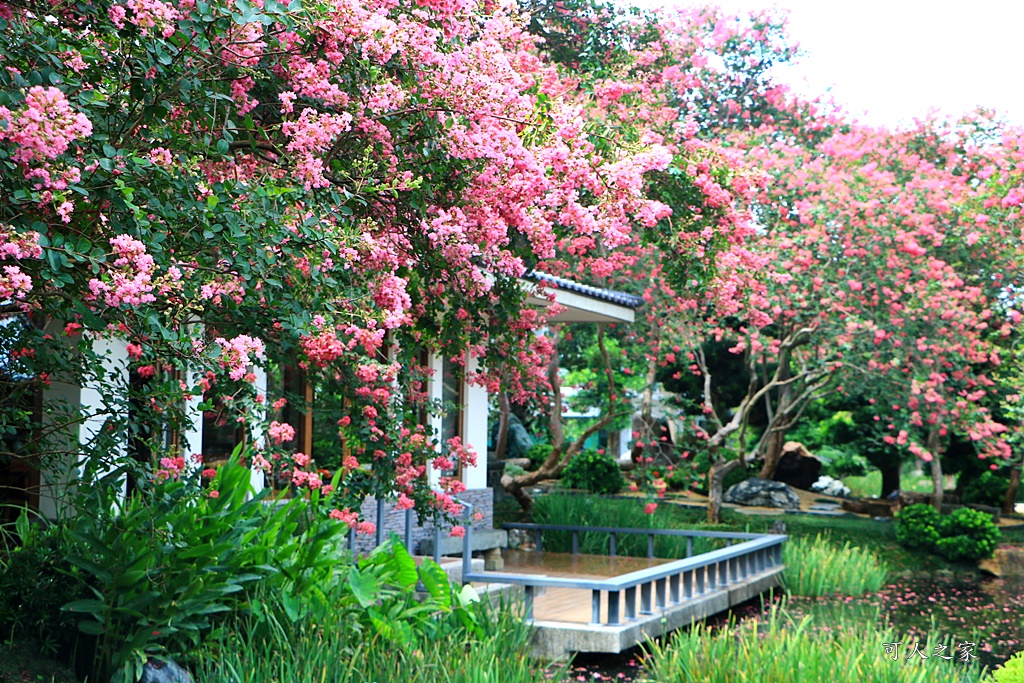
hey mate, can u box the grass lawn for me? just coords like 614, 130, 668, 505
842, 470, 934, 498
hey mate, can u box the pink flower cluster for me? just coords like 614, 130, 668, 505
281, 109, 353, 189
0, 228, 41, 302
125, 0, 179, 37
88, 235, 157, 308
214, 335, 266, 381
267, 420, 295, 445
0, 86, 92, 166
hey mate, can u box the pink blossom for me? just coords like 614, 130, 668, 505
268, 421, 295, 445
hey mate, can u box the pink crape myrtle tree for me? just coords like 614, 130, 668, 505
492, 3, 796, 511
718, 111, 1024, 513
0, 0, 774, 528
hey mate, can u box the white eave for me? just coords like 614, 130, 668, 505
520, 272, 643, 324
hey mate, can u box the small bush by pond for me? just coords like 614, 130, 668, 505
560, 450, 625, 494
783, 534, 888, 597
642, 602, 987, 683
896, 504, 1001, 562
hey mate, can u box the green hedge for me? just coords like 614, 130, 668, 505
895, 504, 1001, 562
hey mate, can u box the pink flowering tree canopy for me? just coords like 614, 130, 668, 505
0, 0, 771, 525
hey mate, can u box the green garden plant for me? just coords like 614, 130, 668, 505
196, 587, 559, 683
0, 513, 91, 663
986, 651, 1024, 683
895, 503, 1001, 562
895, 503, 942, 551
782, 534, 888, 597
524, 444, 554, 471
62, 452, 349, 683
962, 471, 1012, 508
642, 601, 986, 683
559, 449, 625, 494
935, 507, 1002, 562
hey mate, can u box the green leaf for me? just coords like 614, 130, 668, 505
417, 559, 451, 608
389, 537, 418, 590
63, 598, 108, 615
347, 565, 379, 608
76, 620, 105, 636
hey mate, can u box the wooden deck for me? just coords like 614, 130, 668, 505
472, 548, 785, 659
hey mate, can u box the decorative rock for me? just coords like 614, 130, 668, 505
978, 545, 1024, 577
504, 415, 534, 459
138, 659, 193, 683
773, 442, 822, 490
724, 478, 801, 509
811, 475, 851, 498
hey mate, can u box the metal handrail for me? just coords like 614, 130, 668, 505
464, 528, 786, 626
502, 522, 767, 540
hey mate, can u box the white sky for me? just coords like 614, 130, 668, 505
650, 0, 1024, 129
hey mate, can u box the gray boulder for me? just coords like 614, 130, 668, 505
137, 659, 193, 683
724, 478, 801, 509
492, 413, 534, 459
811, 475, 851, 498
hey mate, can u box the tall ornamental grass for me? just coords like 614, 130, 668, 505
783, 533, 888, 597
642, 603, 986, 683
531, 495, 727, 558
195, 593, 560, 683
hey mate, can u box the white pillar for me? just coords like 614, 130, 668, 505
427, 352, 444, 489
461, 356, 488, 490
38, 334, 130, 518
249, 364, 268, 493
179, 364, 204, 472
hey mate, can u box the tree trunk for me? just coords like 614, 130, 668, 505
927, 425, 943, 512
607, 428, 620, 460
758, 358, 791, 480
631, 355, 658, 462
1003, 465, 1021, 515
880, 463, 901, 499
500, 472, 535, 512
706, 458, 742, 524
495, 391, 510, 461
758, 427, 787, 480
500, 326, 616, 511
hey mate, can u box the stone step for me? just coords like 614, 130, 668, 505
420, 528, 508, 557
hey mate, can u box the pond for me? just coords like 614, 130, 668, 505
561, 572, 1024, 680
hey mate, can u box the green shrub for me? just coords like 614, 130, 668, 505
817, 445, 870, 479
962, 470, 1011, 508
987, 651, 1024, 683
782, 534, 888, 597
524, 443, 553, 470
935, 507, 1001, 562
894, 503, 941, 551
0, 516, 91, 661
504, 460, 527, 477
895, 503, 1001, 563
559, 449, 624, 494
